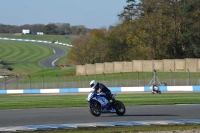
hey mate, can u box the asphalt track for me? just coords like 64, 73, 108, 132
0, 104, 200, 127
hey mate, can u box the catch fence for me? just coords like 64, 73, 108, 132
0, 71, 200, 90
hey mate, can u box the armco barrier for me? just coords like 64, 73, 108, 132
0, 86, 200, 94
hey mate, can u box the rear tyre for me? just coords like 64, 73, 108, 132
113, 100, 126, 116
89, 101, 101, 117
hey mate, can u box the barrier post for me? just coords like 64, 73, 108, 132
4, 76, 6, 90
120, 72, 122, 86
169, 69, 172, 86
16, 75, 18, 89
42, 75, 44, 89
187, 69, 190, 85
103, 72, 105, 83
137, 71, 139, 86
86, 73, 88, 84
71, 74, 74, 87
28, 75, 31, 89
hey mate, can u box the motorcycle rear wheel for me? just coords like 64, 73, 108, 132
89, 102, 101, 117
113, 100, 126, 116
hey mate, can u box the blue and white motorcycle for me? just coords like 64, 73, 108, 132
86, 91, 126, 117
151, 85, 161, 94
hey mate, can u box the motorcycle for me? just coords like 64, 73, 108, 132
151, 85, 161, 94
86, 91, 126, 117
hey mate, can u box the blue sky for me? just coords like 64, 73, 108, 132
0, 0, 127, 29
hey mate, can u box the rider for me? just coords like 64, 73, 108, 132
90, 80, 112, 101
151, 84, 158, 92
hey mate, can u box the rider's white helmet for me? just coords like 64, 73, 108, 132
154, 86, 158, 90
90, 80, 98, 89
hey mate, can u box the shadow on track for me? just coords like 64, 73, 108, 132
101, 114, 179, 117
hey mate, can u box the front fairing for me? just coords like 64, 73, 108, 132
86, 91, 96, 102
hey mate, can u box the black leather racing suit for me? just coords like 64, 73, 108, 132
95, 83, 112, 100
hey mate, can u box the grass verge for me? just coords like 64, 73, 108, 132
0, 40, 53, 75
0, 93, 199, 109
0, 33, 73, 43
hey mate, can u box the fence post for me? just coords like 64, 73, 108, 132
86, 73, 88, 85
169, 69, 172, 86
120, 72, 122, 86
56, 74, 59, 87
71, 74, 74, 87
42, 75, 44, 89
187, 69, 190, 85
137, 71, 139, 86
153, 70, 156, 85
28, 75, 31, 89
103, 72, 105, 83
4, 75, 6, 90
16, 75, 18, 89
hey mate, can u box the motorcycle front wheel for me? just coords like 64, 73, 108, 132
89, 102, 101, 117
113, 100, 126, 116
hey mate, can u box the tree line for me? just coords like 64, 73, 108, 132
0, 23, 91, 35
67, 0, 200, 65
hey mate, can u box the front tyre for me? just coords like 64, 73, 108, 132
113, 100, 126, 116
89, 102, 101, 117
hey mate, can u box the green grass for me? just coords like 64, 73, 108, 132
27, 68, 76, 77
0, 40, 53, 75
0, 93, 199, 109
0, 33, 73, 43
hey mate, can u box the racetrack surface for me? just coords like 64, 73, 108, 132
37, 43, 67, 68
0, 104, 199, 127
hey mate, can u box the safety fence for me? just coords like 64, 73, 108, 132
0, 71, 200, 90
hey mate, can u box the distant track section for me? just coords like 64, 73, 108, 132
37, 43, 67, 68
0, 38, 69, 68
